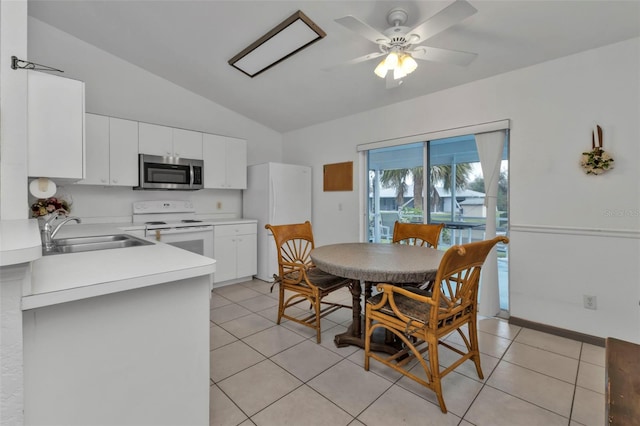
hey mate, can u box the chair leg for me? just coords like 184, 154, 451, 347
364, 306, 371, 371
468, 320, 484, 380
314, 294, 322, 343
429, 339, 447, 413
276, 285, 285, 325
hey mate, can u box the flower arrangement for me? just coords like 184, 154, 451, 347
30, 197, 71, 218
580, 125, 614, 175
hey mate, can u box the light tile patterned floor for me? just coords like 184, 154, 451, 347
210, 280, 605, 426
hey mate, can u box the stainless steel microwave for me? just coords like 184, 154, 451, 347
135, 154, 204, 190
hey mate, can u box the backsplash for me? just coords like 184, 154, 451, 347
28, 184, 242, 223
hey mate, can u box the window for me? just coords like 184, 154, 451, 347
363, 129, 510, 312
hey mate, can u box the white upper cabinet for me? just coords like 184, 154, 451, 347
81, 114, 110, 185
203, 134, 247, 189
138, 123, 172, 156
172, 128, 203, 159
27, 71, 85, 182
139, 123, 202, 159
80, 114, 138, 186
109, 117, 139, 186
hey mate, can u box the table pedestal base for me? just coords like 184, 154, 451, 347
334, 319, 402, 355
334, 280, 401, 355
334, 279, 365, 348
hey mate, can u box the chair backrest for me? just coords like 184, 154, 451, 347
265, 221, 315, 278
429, 236, 509, 327
392, 222, 445, 249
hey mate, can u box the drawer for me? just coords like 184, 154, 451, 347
213, 223, 256, 237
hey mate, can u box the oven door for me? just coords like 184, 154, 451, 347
146, 226, 213, 258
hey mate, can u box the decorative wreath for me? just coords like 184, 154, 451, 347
580, 125, 614, 175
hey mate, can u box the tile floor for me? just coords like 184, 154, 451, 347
210, 280, 605, 426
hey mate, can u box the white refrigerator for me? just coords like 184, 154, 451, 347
242, 162, 312, 282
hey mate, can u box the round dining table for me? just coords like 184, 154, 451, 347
310, 242, 444, 350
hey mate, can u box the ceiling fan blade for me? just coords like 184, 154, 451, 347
410, 46, 477, 66
322, 52, 384, 72
407, 0, 477, 44
335, 15, 390, 45
343, 51, 385, 65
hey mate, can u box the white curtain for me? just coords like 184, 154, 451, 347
475, 130, 506, 317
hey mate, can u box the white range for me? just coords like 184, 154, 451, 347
132, 200, 213, 258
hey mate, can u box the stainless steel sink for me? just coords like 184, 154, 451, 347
54, 234, 137, 246
43, 234, 153, 256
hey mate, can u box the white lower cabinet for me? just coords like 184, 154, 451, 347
212, 223, 257, 284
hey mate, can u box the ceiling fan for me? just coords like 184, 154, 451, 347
335, 0, 478, 88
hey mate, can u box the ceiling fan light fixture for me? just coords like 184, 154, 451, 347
393, 67, 406, 80
375, 52, 417, 80
400, 54, 418, 75
384, 52, 399, 69
374, 60, 388, 78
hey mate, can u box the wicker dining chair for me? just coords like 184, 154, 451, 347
392, 222, 445, 249
364, 236, 509, 413
265, 221, 352, 343
392, 222, 445, 290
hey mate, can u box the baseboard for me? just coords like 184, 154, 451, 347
211, 276, 254, 289
508, 316, 605, 347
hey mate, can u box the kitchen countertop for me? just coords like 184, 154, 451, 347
22, 222, 217, 310
0, 219, 42, 266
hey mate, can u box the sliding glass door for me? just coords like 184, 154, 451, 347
365, 133, 510, 312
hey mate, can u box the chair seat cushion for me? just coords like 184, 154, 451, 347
284, 267, 349, 291
367, 289, 469, 328
367, 291, 432, 323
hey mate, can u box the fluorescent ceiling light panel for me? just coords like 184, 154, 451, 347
229, 10, 326, 78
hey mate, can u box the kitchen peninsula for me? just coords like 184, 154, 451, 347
1, 220, 215, 425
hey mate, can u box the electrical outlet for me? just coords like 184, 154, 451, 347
216, 202, 222, 210
583, 295, 597, 310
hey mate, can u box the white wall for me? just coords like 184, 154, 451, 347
0, 1, 28, 422
0, 0, 28, 220
27, 18, 283, 220
283, 38, 640, 343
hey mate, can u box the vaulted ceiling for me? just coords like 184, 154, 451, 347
29, 1, 640, 133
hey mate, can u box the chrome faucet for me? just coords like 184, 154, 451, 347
41, 211, 82, 250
